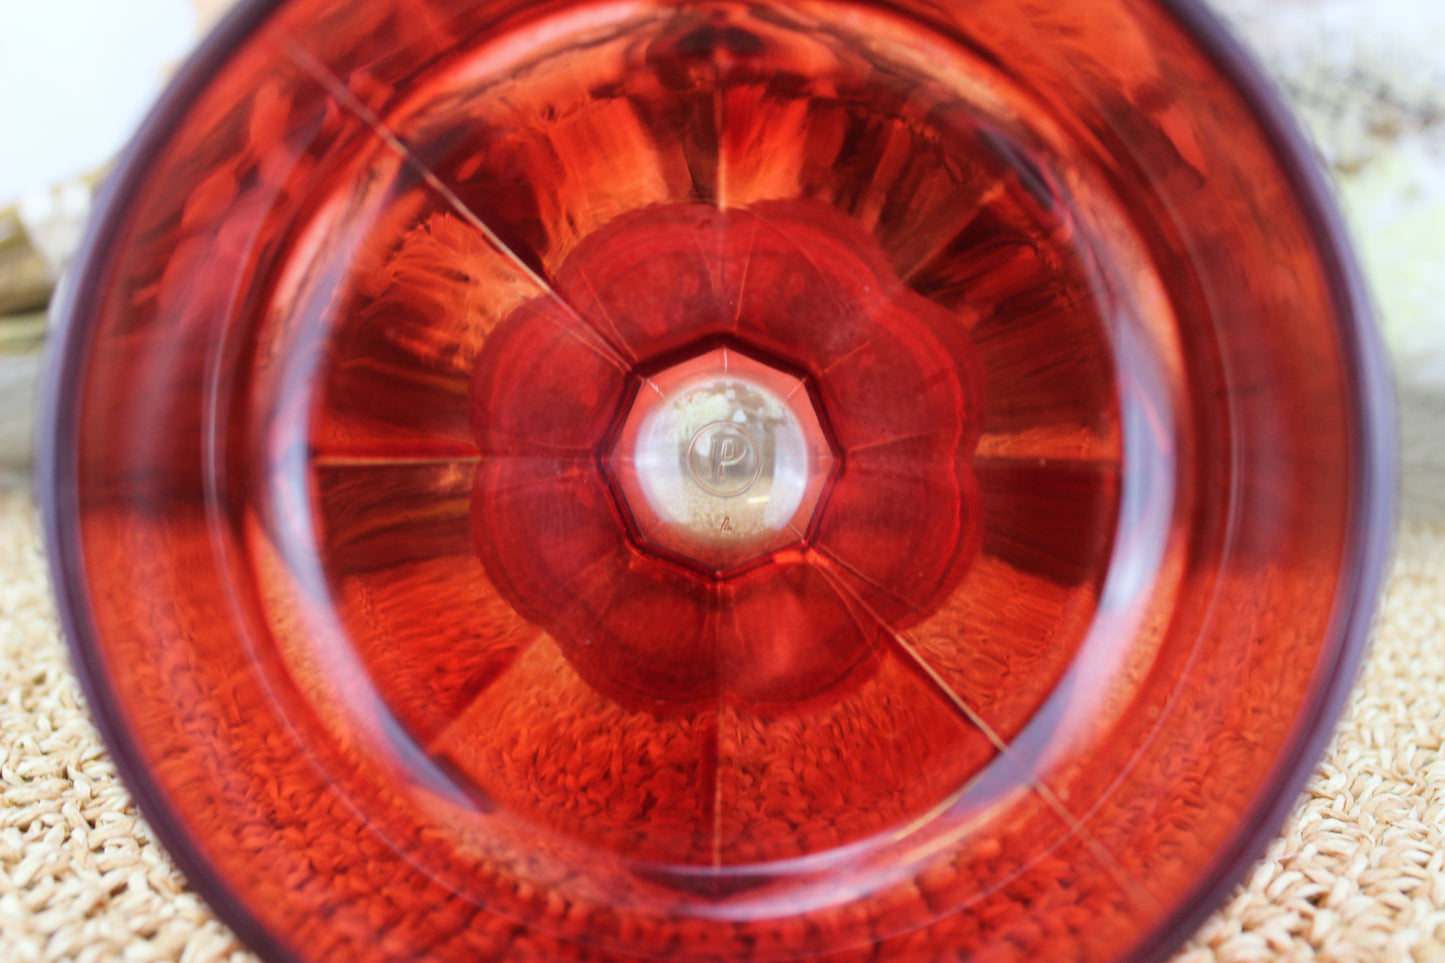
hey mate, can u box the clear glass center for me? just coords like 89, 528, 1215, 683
633, 374, 810, 545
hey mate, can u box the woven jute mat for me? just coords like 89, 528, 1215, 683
0, 483, 1442, 961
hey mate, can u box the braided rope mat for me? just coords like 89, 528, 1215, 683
2, 492, 1443, 962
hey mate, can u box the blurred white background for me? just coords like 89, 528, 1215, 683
0, 0, 1442, 514
0, 0, 194, 202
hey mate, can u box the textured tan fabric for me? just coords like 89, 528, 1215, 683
0, 488, 1442, 961
1178, 521, 1445, 961
0, 487, 249, 962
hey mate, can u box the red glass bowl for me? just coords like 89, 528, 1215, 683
40, 0, 1393, 960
